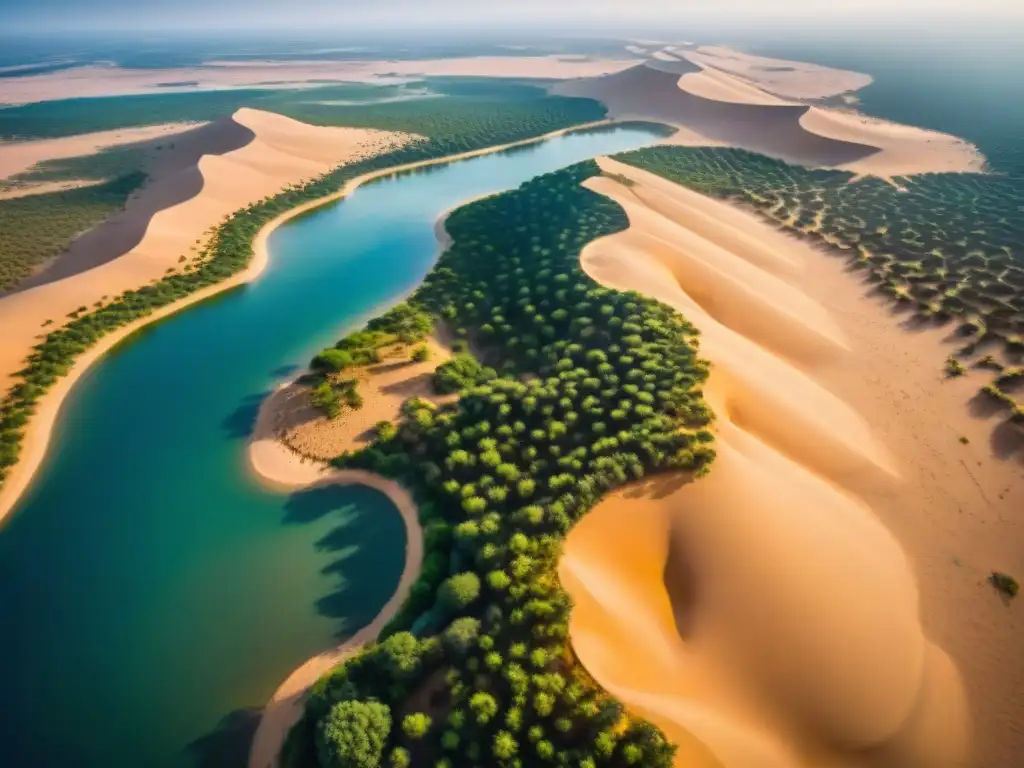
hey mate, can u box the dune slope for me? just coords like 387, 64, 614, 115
554, 55, 983, 177
0, 108, 410, 391
560, 157, 975, 767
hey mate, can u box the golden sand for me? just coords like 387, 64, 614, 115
560, 157, 1021, 768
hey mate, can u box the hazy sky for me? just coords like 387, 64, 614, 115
2, 0, 1022, 33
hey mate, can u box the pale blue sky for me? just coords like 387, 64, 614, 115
2, 0, 1021, 33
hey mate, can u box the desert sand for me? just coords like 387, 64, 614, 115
273, 334, 455, 461
0, 108, 414, 525
0, 108, 413, 390
681, 45, 873, 100
559, 157, 1021, 768
0, 56, 637, 105
554, 49, 983, 177
247, 404, 423, 768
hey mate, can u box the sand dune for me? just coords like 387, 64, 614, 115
558, 156, 1006, 767
0, 108, 411, 391
0, 57, 636, 105
553, 55, 983, 177
683, 46, 873, 101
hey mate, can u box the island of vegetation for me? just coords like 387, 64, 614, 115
279, 160, 715, 768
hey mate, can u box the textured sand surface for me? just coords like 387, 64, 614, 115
554, 51, 983, 177
560, 157, 1021, 768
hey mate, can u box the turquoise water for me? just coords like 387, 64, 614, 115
0, 125, 664, 768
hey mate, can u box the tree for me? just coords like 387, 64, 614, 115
316, 700, 391, 768
389, 747, 411, 768
438, 572, 481, 613
443, 617, 481, 656
493, 730, 519, 760
470, 691, 498, 724
412, 345, 430, 362
313, 348, 355, 372
402, 713, 432, 739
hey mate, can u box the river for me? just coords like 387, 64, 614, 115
0, 124, 665, 768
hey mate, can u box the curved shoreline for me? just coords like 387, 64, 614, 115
0, 118, 618, 527
244, 202, 467, 768
246, 379, 424, 768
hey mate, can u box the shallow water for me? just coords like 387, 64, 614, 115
0, 124, 665, 768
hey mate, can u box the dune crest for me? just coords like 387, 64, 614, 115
554, 50, 983, 177
560, 157, 970, 767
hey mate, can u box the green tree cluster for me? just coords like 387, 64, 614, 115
289, 161, 714, 768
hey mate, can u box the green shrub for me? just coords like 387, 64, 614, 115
316, 700, 391, 768
990, 572, 1019, 598
437, 572, 481, 613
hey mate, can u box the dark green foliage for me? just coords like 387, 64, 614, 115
0, 172, 146, 290
312, 349, 355, 373
293, 162, 713, 768
316, 700, 391, 768
990, 571, 1019, 598
433, 354, 496, 394
0, 79, 605, 143
441, 617, 481, 656
437, 572, 481, 613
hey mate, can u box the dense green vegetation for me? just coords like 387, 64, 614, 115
1, 140, 157, 189
0, 171, 146, 290
283, 161, 714, 768
614, 145, 1024, 431
0, 103, 619, 493
0, 83, 394, 139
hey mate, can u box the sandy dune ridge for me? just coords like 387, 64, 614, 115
560, 157, 1021, 768
554, 48, 983, 178
0, 56, 638, 106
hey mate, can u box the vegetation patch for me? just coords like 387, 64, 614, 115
615, 145, 1024, 434
0, 171, 146, 290
990, 571, 1019, 599
283, 160, 715, 768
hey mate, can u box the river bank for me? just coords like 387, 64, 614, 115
246, 396, 423, 768
0, 116, 625, 527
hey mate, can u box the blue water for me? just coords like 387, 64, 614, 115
0, 125, 666, 768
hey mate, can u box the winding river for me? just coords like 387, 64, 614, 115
0, 125, 665, 768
